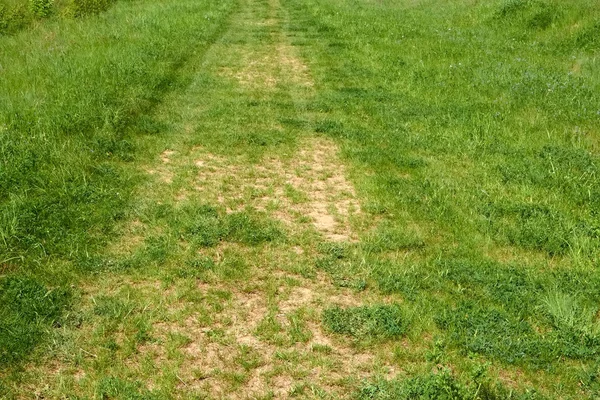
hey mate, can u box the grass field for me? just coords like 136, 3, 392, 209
1, 0, 599, 398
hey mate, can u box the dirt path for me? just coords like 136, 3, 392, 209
18, 0, 399, 398
152, 0, 362, 243
137, 0, 384, 396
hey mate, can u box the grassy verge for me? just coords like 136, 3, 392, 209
280, 0, 600, 396
0, 0, 234, 375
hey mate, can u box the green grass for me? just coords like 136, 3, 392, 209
0, 276, 71, 366
356, 367, 544, 400
0, 0, 235, 377
0, 0, 234, 273
323, 304, 406, 340
0, 0, 117, 35
281, 0, 600, 395
1, 0, 600, 397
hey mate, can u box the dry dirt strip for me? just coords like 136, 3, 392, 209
162, 137, 362, 242
133, 0, 394, 395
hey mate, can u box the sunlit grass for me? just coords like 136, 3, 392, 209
1, 0, 599, 397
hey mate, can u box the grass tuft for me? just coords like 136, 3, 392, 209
185, 206, 284, 247
323, 304, 406, 340
0, 276, 70, 366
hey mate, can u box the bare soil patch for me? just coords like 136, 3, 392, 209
191, 137, 361, 241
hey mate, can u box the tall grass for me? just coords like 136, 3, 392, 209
0, 0, 116, 35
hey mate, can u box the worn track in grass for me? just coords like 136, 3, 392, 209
9, 0, 395, 398
5, 0, 600, 398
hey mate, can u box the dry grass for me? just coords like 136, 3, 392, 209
185, 137, 362, 241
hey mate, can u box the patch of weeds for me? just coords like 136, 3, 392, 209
185, 206, 284, 247
439, 258, 539, 317
0, 0, 57, 35
287, 309, 312, 343
0, 276, 70, 366
356, 366, 545, 400
95, 376, 156, 400
436, 300, 600, 366
0, 4, 27, 34
357, 368, 467, 400
323, 304, 406, 340
30, 0, 53, 18
435, 302, 547, 365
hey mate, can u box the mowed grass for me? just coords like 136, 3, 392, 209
1, 0, 600, 398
